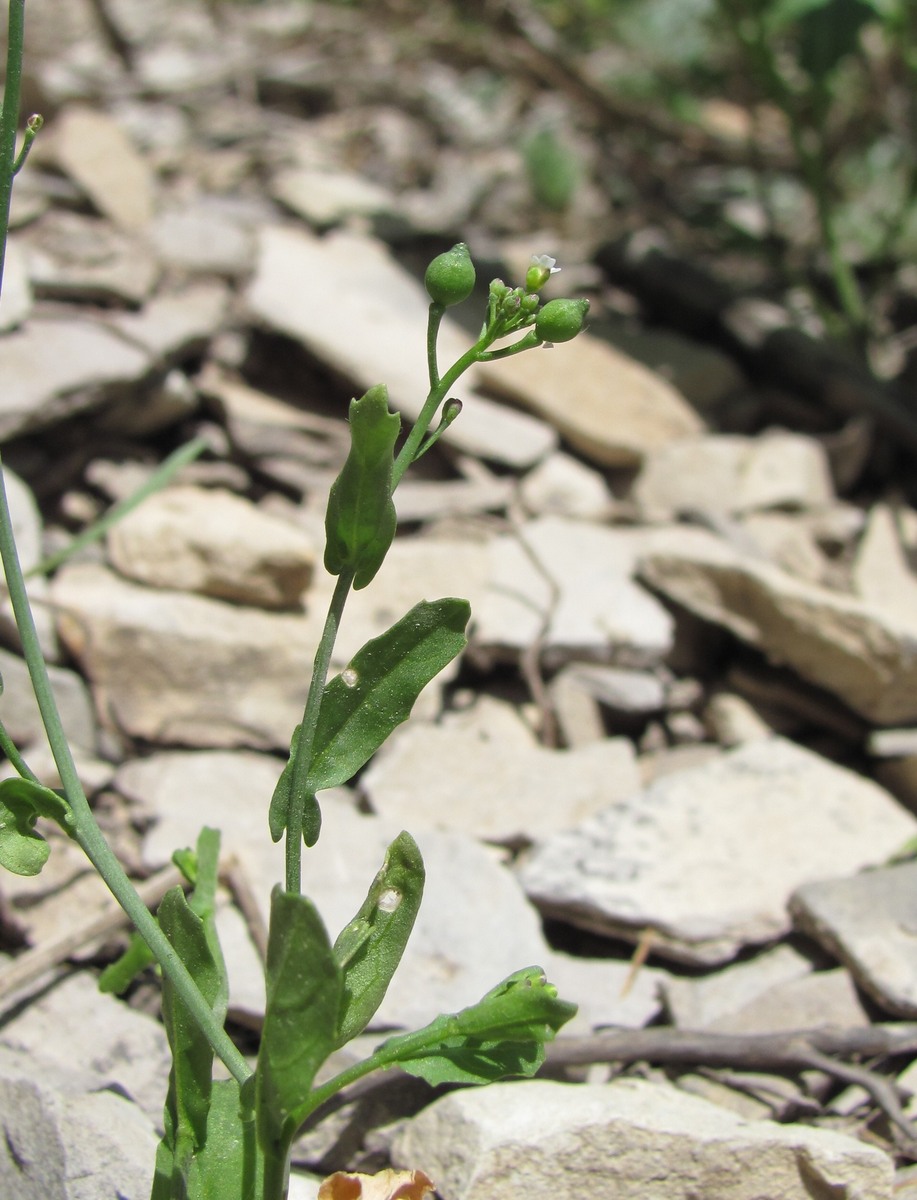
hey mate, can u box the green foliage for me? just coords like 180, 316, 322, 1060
0, 776, 72, 876
323, 384, 400, 591
255, 890, 342, 1162
333, 832, 425, 1047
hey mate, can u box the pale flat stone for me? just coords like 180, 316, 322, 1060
107, 484, 316, 609
53, 563, 316, 749
634, 432, 833, 524
519, 737, 917, 965
245, 225, 556, 469
106, 281, 230, 362
271, 166, 395, 226
0, 237, 33, 330
739, 512, 827, 584
475, 517, 674, 668
362, 695, 640, 842
518, 451, 615, 520
790, 862, 917, 1017
478, 331, 704, 468
0, 972, 170, 1124
51, 105, 156, 231
639, 523, 917, 724
0, 317, 151, 440
0, 1043, 158, 1200
0, 467, 57, 658
664, 943, 868, 1032
21, 210, 159, 305
852, 503, 917, 627
148, 200, 257, 276
563, 663, 666, 714
393, 1078, 892, 1200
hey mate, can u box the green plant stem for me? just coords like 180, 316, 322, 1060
392, 340, 487, 489
0, 459, 253, 1088
284, 568, 353, 894
426, 302, 444, 389
0, 0, 25, 299
0, 715, 39, 782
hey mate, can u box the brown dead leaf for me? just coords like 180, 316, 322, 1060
317, 1168, 436, 1200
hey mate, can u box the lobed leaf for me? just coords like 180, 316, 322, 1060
376, 967, 577, 1089
307, 597, 471, 793
332, 831, 424, 1046
324, 385, 400, 590
0, 776, 73, 876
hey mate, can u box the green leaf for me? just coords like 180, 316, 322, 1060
99, 828, 226, 999
324, 385, 400, 590
255, 889, 343, 1158
307, 597, 471, 793
0, 777, 73, 876
268, 724, 322, 847
377, 967, 577, 1088
158, 886, 225, 1178
98, 932, 154, 995
333, 831, 424, 1046
151, 1079, 260, 1200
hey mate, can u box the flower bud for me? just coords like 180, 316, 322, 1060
424, 242, 476, 307
525, 254, 559, 293
534, 298, 589, 344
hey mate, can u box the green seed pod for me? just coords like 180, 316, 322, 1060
534, 297, 589, 344
424, 242, 476, 307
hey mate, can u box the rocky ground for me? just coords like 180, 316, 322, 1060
3, 0, 917, 1197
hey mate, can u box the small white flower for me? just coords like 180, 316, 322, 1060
531, 253, 560, 275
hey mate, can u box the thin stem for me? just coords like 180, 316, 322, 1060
0, 0, 25, 299
0, 715, 39, 782
426, 302, 444, 389
391, 340, 487, 489
284, 568, 353, 894
0, 460, 253, 1087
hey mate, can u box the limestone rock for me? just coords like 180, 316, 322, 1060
0, 317, 151, 441
852, 503, 917, 627
21, 210, 159, 306
517, 451, 615, 520
477, 331, 704, 468
0, 972, 170, 1125
474, 517, 674, 668
639, 523, 917, 724
52, 563, 316, 749
0, 236, 33, 330
633, 432, 834, 524
106, 281, 231, 363
50, 105, 156, 231
0, 1043, 158, 1200
107, 484, 316, 608
663, 943, 869, 1033
0, 467, 57, 658
245, 225, 556, 469
518, 737, 917, 964
148, 200, 257, 276
361, 695, 640, 842
271, 166, 396, 227
0, 645, 97, 750
790, 862, 917, 1017
392, 1078, 892, 1200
